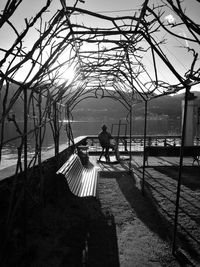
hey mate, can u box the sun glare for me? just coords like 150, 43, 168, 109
65, 67, 76, 84
57, 62, 77, 85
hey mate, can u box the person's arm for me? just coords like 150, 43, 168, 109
109, 132, 113, 139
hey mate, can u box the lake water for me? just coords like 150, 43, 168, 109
1, 118, 180, 151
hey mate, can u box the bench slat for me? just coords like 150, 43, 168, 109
78, 168, 95, 197
57, 154, 99, 197
68, 167, 84, 195
81, 169, 95, 197
89, 169, 98, 196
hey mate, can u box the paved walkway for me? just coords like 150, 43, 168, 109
90, 154, 200, 266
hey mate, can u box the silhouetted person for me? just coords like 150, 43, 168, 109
98, 124, 119, 162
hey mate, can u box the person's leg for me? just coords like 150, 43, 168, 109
115, 146, 120, 161
99, 147, 105, 161
105, 146, 110, 162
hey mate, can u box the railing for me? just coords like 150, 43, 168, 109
86, 134, 182, 153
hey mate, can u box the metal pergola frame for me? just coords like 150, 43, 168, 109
0, 0, 200, 263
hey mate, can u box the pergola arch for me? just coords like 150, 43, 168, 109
0, 1, 199, 180
58, 4, 199, 101
0, 1, 200, 263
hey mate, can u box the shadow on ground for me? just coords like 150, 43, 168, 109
0, 171, 120, 267
101, 170, 171, 242
143, 165, 200, 265
153, 165, 200, 191
86, 208, 119, 267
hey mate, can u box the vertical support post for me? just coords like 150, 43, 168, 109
142, 100, 148, 196
23, 86, 28, 246
38, 91, 42, 166
53, 102, 59, 157
172, 85, 190, 254
129, 104, 132, 173
38, 91, 44, 206
182, 98, 195, 145
66, 106, 70, 147
125, 123, 127, 137
116, 120, 121, 149
66, 105, 74, 147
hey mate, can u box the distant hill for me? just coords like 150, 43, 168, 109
73, 91, 200, 121
147, 91, 200, 119
1, 83, 200, 121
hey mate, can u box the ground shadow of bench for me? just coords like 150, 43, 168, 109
56, 153, 120, 266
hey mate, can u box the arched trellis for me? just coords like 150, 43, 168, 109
0, 0, 200, 264
62, 85, 137, 171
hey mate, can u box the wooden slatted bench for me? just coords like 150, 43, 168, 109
56, 153, 99, 197
144, 146, 200, 166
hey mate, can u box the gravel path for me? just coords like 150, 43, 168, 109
89, 156, 180, 266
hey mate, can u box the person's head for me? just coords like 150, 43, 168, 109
102, 124, 107, 131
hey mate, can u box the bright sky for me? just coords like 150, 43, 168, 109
0, 0, 200, 92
